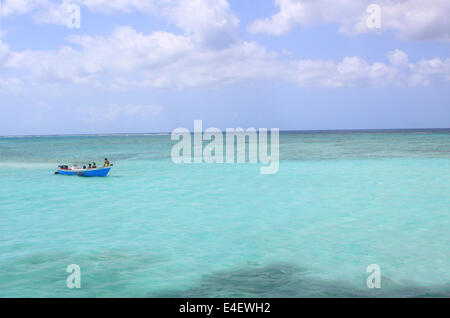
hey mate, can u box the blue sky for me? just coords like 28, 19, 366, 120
0, 0, 449, 135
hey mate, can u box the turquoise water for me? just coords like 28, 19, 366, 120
0, 130, 449, 297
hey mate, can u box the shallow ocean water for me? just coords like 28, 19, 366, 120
0, 130, 449, 297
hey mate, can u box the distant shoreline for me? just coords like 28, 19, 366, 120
1, 128, 449, 138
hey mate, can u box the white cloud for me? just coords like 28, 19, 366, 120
0, 77, 22, 95
0, 25, 449, 91
1, 0, 35, 17
0, 39, 10, 65
248, 0, 366, 36
409, 57, 450, 86
162, 0, 239, 49
249, 0, 450, 42
387, 49, 409, 65
1, 0, 77, 26
1, 0, 239, 48
293, 51, 450, 87
291, 56, 398, 88
33, 0, 74, 25
4, 26, 278, 89
6, 45, 86, 82
92, 0, 241, 49
78, 104, 163, 123
5, 1, 450, 42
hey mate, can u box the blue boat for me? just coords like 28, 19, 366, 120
56, 165, 112, 177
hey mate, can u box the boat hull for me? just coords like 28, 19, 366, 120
56, 167, 111, 177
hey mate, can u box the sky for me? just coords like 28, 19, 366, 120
0, 0, 449, 135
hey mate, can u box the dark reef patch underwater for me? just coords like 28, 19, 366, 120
149, 263, 450, 298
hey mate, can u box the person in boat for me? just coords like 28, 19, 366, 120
92, 162, 97, 168
88, 164, 92, 169
83, 165, 87, 169
104, 158, 110, 167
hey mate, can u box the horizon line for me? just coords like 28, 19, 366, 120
1, 127, 449, 138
